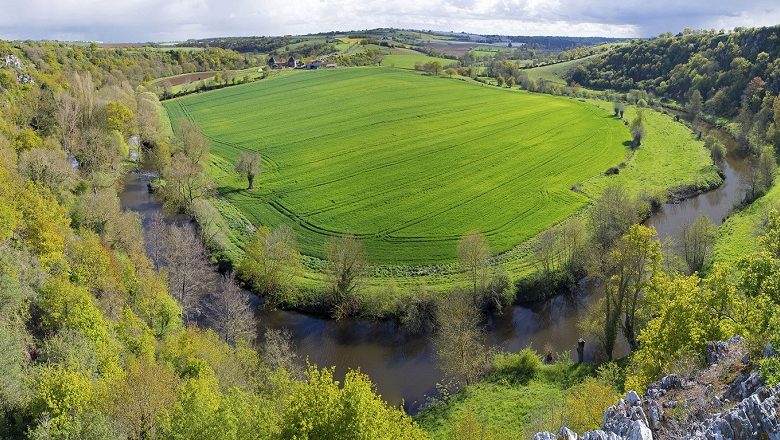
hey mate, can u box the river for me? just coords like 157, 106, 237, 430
119, 118, 749, 414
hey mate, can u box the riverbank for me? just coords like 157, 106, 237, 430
122, 170, 622, 412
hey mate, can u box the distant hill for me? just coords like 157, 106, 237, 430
179, 29, 627, 55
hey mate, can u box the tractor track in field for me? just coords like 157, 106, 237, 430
162, 68, 634, 263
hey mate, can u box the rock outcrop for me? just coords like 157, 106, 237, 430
533, 336, 780, 440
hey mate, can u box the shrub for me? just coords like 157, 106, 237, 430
563, 377, 620, 432
492, 348, 542, 384
759, 357, 780, 385
596, 362, 626, 393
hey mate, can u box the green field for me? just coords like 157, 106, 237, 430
713, 176, 780, 263
578, 102, 721, 199
380, 49, 456, 69
415, 361, 597, 439
524, 56, 595, 85
164, 67, 629, 265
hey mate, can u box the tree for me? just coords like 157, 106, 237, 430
177, 118, 210, 165
535, 228, 559, 289
423, 61, 443, 76
630, 112, 645, 147
678, 215, 717, 273
326, 234, 366, 318
136, 90, 164, 146
434, 289, 492, 389
105, 100, 136, 138
146, 212, 167, 270
626, 273, 726, 391
686, 90, 703, 122
161, 224, 212, 322
613, 102, 624, 118
234, 152, 262, 189
259, 329, 302, 377
562, 378, 620, 433
148, 138, 172, 176
704, 135, 726, 163
458, 231, 490, 295
757, 145, 777, 193
237, 225, 302, 306
495, 75, 505, 87
206, 275, 256, 346
534, 219, 587, 291
73, 127, 126, 190
18, 147, 77, 197
588, 184, 641, 255
160, 151, 214, 212
559, 218, 588, 283
110, 357, 179, 440
506, 76, 516, 88
603, 225, 661, 358
774, 95, 780, 129
281, 366, 427, 439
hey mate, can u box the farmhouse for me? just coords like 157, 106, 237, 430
268, 56, 299, 69
304, 60, 324, 69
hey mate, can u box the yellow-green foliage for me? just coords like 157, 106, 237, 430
16, 182, 71, 265
32, 365, 95, 421
0, 165, 20, 242
115, 307, 157, 359
67, 230, 116, 293
492, 348, 543, 384
106, 101, 136, 137
38, 277, 121, 378
12, 127, 44, 153
562, 378, 620, 432
282, 366, 427, 440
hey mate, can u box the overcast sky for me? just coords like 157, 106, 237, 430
0, 0, 778, 42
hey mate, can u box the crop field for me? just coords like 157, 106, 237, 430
380, 49, 456, 69
164, 67, 630, 265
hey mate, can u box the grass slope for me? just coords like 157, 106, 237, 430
415, 362, 595, 439
164, 67, 628, 265
579, 102, 721, 200
380, 49, 457, 69
713, 176, 780, 263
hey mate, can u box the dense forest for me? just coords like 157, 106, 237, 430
572, 26, 780, 118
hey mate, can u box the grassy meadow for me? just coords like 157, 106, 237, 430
415, 360, 598, 439
578, 102, 721, 199
163, 67, 629, 265
380, 48, 456, 69
713, 176, 780, 263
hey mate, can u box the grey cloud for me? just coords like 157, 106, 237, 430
0, 0, 777, 42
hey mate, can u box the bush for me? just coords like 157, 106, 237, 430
478, 269, 514, 314
492, 348, 542, 384
562, 378, 620, 432
759, 357, 780, 385
596, 362, 626, 393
